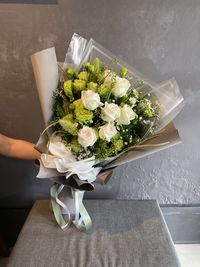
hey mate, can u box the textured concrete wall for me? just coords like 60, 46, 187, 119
0, 0, 200, 206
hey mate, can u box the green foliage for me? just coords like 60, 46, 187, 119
94, 137, 124, 160
113, 139, 124, 153
53, 101, 65, 119
129, 89, 140, 99
52, 90, 66, 119
137, 98, 155, 118
116, 94, 129, 106
93, 58, 101, 75
97, 72, 104, 84
94, 140, 112, 159
62, 97, 70, 114
64, 80, 74, 101
70, 139, 81, 153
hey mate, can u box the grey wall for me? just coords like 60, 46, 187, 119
0, 0, 200, 207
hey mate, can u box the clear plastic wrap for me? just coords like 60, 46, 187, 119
134, 78, 184, 132
32, 32, 184, 179
63, 33, 88, 71
63, 33, 184, 134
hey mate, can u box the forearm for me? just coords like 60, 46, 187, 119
9, 139, 41, 160
0, 134, 41, 160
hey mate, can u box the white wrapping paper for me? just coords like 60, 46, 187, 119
31, 47, 58, 125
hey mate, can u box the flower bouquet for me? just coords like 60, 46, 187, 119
31, 33, 184, 231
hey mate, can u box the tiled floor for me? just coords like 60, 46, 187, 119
0, 245, 199, 266
175, 244, 200, 267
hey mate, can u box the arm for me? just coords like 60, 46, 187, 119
0, 134, 41, 160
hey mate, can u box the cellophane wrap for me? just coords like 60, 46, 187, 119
31, 33, 184, 231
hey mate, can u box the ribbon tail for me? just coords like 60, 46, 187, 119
72, 189, 92, 232
50, 183, 71, 231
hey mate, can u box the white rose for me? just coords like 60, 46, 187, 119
81, 90, 102, 111
116, 104, 137, 125
101, 102, 120, 122
112, 77, 131, 97
99, 123, 117, 142
78, 126, 97, 148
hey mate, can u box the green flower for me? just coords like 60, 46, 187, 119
75, 108, 93, 124
111, 132, 121, 143
120, 67, 128, 78
94, 58, 101, 75
66, 68, 77, 79
111, 134, 124, 154
98, 83, 112, 100
78, 71, 88, 81
72, 99, 94, 124
87, 82, 98, 92
64, 80, 74, 101
112, 139, 124, 153
84, 62, 95, 73
73, 79, 86, 94
73, 99, 84, 109
59, 114, 78, 136
143, 109, 154, 118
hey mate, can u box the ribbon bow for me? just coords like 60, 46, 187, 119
37, 136, 101, 231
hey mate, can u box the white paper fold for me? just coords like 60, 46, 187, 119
31, 47, 58, 125
37, 137, 101, 183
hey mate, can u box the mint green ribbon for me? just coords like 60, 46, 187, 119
72, 189, 92, 232
50, 183, 92, 232
50, 184, 71, 230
